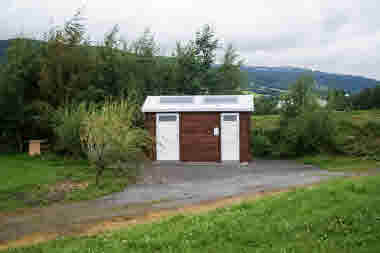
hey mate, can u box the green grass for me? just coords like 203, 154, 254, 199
0, 154, 132, 212
299, 154, 380, 172
252, 110, 380, 129
4, 175, 380, 253
252, 114, 280, 129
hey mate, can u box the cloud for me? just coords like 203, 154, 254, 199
0, 0, 379, 80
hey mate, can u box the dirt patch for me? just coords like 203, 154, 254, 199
48, 181, 89, 193
0, 186, 296, 251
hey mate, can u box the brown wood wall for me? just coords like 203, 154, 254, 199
181, 112, 220, 162
145, 111, 252, 162
144, 112, 156, 160
239, 112, 252, 162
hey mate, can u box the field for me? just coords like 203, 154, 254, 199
3, 175, 380, 253
253, 109, 380, 129
0, 154, 132, 212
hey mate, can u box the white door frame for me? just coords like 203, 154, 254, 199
156, 113, 180, 161
220, 113, 240, 161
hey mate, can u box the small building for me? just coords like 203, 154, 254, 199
142, 95, 254, 162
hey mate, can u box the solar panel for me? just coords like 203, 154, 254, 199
203, 97, 238, 104
160, 97, 193, 104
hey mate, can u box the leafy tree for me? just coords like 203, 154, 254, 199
327, 89, 351, 111
0, 38, 46, 151
254, 96, 279, 115
280, 75, 319, 121
80, 100, 151, 184
213, 44, 246, 94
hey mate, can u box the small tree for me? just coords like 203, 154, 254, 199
80, 100, 151, 185
280, 75, 319, 122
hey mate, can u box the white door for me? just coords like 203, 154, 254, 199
156, 113, 180, 161
221, 113, 240, 161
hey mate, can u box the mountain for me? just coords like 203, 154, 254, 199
0, 40, 9, 64
242, 66, 379, 94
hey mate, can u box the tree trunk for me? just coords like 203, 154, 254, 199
15, 131, 23, 153
96, 166, 105, 186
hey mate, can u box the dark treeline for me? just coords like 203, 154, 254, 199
0, 11, 246, 151
350, 86, 380, 110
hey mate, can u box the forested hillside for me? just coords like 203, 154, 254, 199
243, 66, 379, 93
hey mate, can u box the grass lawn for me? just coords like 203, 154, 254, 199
300, 154, 380, 172
4, 175, 380, 253
0, 153, 133, 212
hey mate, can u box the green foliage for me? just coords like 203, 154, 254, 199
327, 88, 351, 111
52, 103, 89, 157
80, 100, 151, 184
0, 10, 246, 152
280, 75, 319, 121
277, 111, 339, 156
252, 110, 339, 157
252, 109, 380, 159
250, 129, 273, 156
7, 175, 380, 253
253, 96, 279, 115
337, 120, 380, 160
251, 76, 340, 157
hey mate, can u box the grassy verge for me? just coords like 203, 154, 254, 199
0, 153, 132, 212
4, 175, 380, 253
299, 154, 380, 172
252, 109, 380, 128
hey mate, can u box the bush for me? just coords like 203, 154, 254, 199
251, 110, 340, 157
279, 111, 339, 156
339, 120, 380, 160
52, 103, 89, 157
251, 129, 273, 157
80, 99, 151, 184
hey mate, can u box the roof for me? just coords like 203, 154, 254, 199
141, 95, 254, 112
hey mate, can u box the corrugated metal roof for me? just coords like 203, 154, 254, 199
141, 95, 254, 112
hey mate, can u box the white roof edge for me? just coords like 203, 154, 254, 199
141, 95, 254, 113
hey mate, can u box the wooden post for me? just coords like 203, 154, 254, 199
29, 140, 42, 156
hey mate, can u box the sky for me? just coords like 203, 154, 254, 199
2, 0, 380, 80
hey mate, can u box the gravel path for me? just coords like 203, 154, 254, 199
0, 160, 351, 244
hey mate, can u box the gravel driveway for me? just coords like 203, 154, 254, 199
103, 159, 344, 206
0, 160, 349, 245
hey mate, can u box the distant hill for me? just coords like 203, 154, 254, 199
242, 66, 379, 94
0, 40, 9, 64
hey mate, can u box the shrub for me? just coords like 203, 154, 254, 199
51, 103, 90, 157
251, 129, 273, 157
339, 120, 380, 160
80, 100, 151, 185
251, 110, 340, 158
279, 110, 339, 156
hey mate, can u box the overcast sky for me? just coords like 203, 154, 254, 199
2, 0, 380, 80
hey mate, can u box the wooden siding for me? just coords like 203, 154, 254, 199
144, 112, 156, 160
181, 112, 220, 162
239, 112, 251, 162
145, 111, 252, 163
